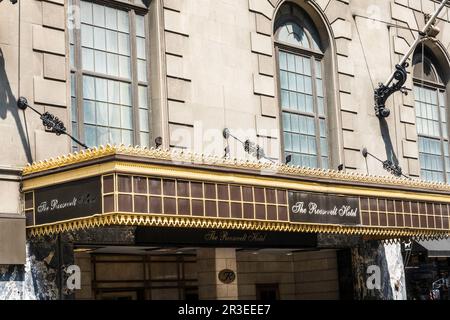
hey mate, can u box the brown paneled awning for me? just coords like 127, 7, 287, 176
22, 145, 450, 239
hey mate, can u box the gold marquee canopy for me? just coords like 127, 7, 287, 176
21, 145, 450, 239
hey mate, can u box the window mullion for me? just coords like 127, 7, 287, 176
74, 0, 85, 148
144, 13, 152, 144
130, 10, 140, 146
437, 89, 449, 183
310, 56, 321, 168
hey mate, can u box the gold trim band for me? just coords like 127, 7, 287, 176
22, 145, 450, 194
27, 213, 450, 238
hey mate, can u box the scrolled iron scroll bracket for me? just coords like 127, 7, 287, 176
374, 62, 409, 118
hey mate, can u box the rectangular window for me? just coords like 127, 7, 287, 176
70, 0, 150, 150
279, 50, 328, 169
415, 85, 448, 183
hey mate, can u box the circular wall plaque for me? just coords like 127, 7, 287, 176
218, 269, 236, 284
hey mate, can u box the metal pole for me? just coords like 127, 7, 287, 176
384, 0, 450, 87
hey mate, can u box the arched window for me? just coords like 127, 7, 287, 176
276, 2, 329, 169
413, 48, 449, 183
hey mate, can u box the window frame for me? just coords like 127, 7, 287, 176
275, 21, 329, 169
413, 78, 449, 183
70, 0, 152, 150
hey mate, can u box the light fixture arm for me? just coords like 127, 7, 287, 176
375, 0, 449, 118
222, 128, 275, 163
362, 147, 411, 179
17, 97, 89, 150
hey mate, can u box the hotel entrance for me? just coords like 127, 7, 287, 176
74, 245, 345, 300
75, 247, 198, 300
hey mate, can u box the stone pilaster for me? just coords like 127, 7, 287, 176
197, 248, 238, 300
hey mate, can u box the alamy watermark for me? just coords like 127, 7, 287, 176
366, 265, 382, 290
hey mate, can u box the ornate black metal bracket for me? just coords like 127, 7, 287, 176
374, 62, 409, 118
17, 97, 89, 149
362, 147, 410, 179
223, 128, 274, 163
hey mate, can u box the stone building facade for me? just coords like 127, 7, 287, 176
0, 0, 450, 300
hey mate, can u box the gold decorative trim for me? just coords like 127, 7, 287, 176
27, 213, 450, 239
22, 159, 450, 203
22, 145, 450, 193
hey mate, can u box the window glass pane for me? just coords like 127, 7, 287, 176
119, 56, 131, 79
291, 114, 299, 132
280, 71, 288, 90
321, 138, 328, 156
94, 51, 107, 74
82, 48, 94, 71
81, 25, 94, 48
296, 75, 304, 93
97, 126, 109, 146
70, 74, 76, 97
304, 77, 312, 94
85, 125, 97, 147
110, 128, 121, 145
303, 58, 311, 76
279, 51, 287, 70
292, 134, 300, 153
107, 53, 119, 76
136, 15, 145, 37
140, 132, 150, 147
118, 33, 130, 56
284, 133, 292, 151
120, 83, 132, 105
305, 95, 313, 113
138, 60, 147, 82
122, 130, 134, 146
95, 78, 108, 102
109, 104, 121, 127
315, 60, 322, 79
139, 109, 149, 132
316, 79, 323, 97
96, 102, 108, 126
295, 56, 303, 74
318, 97, 325, 116
297, 94, 305, 113
281, 90, 289, 108
300, 135, 308, 154
136, 37, 146, 60
289, 92, 297, 110
121, 107, 133, 129
288, 73, 296, 91
92, 4, 105, 27
108, 80, 120, 104
276, 21, 310, 48
94, 27, 106, 50
83, 76, 95, 99
307, 117, 315, 135
308, 136, 317, 154
72, 122, 78, 140
80, 1, 93, 24
118, 10, 129, 33
139, 86, 148, 109
106, 30, 118, 53
319, 119, 327, 138
84, 101, 96, 124
105, 7, 117, 29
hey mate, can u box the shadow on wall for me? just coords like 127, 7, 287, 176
379, 117, 399, 166
0, 48, 33, 164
